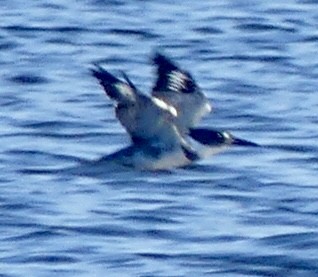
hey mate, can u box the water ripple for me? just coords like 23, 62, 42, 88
8, 74, 49, 85
236, 22, 297, 33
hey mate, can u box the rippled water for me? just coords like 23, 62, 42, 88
1, 0, 318, 276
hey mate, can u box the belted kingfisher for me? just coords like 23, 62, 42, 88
90, 52, 258, 170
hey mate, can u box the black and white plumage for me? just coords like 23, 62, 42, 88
91, 64, 200, 170
90, 52, 258, 170
152, 53, 212, 133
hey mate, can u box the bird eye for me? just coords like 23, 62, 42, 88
222, 132, 231, 140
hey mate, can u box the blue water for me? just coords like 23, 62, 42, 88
1, 0, 318, 276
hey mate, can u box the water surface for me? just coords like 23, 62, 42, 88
1, 0, 318, 276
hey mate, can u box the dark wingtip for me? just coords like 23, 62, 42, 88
90, 63, 104, 77
90, 64, 100, 79
153, 52, 178, 71
152, 51, 198, 94
90, 64, 120, 85
90, 64, 125, 101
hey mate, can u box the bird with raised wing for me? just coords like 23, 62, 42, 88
90, 52, 258, 170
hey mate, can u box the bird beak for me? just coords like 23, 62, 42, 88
232, 137, 259, 147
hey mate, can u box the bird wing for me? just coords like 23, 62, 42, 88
151, 53, 212, 132
91, 64, 138, 105
91, 65, 199, 161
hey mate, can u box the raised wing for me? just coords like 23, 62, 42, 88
91, 65, 199, 161
91, 64, 138, 105
152, 53, 212, 132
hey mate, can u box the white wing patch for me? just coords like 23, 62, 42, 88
152, 97, 178, 117
204, 101, 212, 113
167, 70, 188, 92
